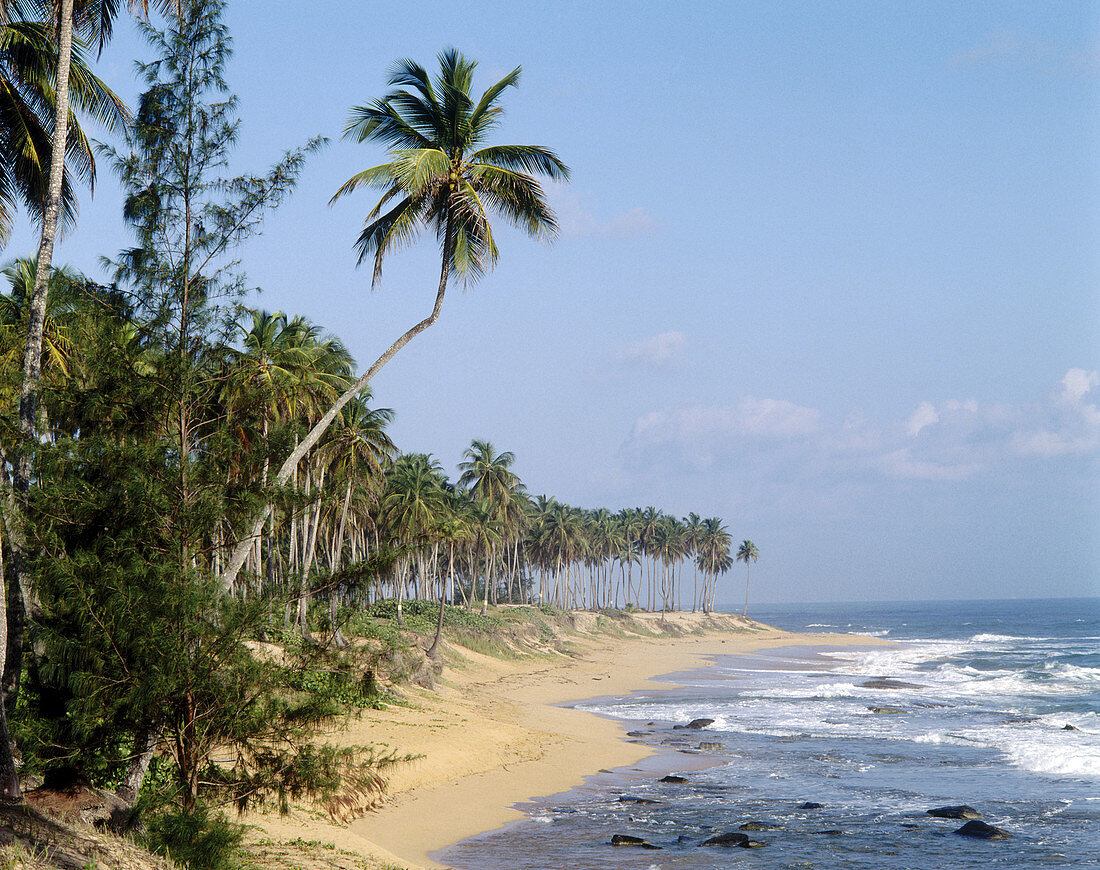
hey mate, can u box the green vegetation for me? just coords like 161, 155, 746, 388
0, 3, 751, 868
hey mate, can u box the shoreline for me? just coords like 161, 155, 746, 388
244, 613, 893, 870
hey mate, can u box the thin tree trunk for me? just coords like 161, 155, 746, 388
220, 222, 455, 590
743, 563, 750, 616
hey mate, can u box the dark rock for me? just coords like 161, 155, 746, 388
659, 775, 688, 783
954, 820, 1011, 840
1063, 724, 1078, 731
618, 796, 660, 804
700, 832, 748, 847
900, 823, 920, 829
698, 742, 723, 751
672, 724, 685, 730
869, 706, 908, 714
927, 805, 982, 820
686, 717, 716, 730
860, 678, 924, 690
739, 821, 781, 831
610, 834, 661, 849
626, 730, 648, 737
677, 834, 692, 844
817, 829, 845, 836
799, 802, 824, 810
611, 834, 645, 846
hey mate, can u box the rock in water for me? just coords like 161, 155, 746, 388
618, 796, 660, 804
701, 832, 747, 847
610, 834, 661, 848
869, 706, 908, 714
927, 805, 982, 820
799, 802, 824, 810
860, 678, 925, 689
1063, 724, 1078, 731
954, 820, 1011, 840
611, 834, 645, 846
659, 775, 688, 783
739, 821, 781, 831
698, 742, 723, 750
686, 717, 715, 729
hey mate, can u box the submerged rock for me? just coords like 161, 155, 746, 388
817, 829, 845, 836
739, 821, 781, 831
927, 805, 982, 820
860, 678, 924, 690
954, 820, 1011, 840
659, 775, 688, 783
799, 802, 824, 810
700, 832, 765, 847
1063, 724, 1078, 731
869, 706, 908, 714
618, 796, 660, 804
698, 741, 723, 751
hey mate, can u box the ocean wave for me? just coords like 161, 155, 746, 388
1004, 739, 1100, 778
971, 633, 1049, 643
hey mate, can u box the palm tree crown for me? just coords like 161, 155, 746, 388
330, 47, 570, 285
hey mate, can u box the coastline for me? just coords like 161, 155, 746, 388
244, 613, 893, 870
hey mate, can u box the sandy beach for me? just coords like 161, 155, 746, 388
245, 612, 891, 870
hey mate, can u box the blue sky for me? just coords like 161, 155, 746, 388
6, 1, 1098, 604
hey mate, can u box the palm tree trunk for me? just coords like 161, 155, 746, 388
743, 562, 750, 617
220, 220, 456, 591
3, 5, 77, 799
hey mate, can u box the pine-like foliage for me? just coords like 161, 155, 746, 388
18, 0, 374, 824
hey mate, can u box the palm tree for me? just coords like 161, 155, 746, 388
457, 439, 522, 609
382, 453, 448, 625
3, 0, 164, 803
737, 539, 759, 617
695, 517, 732, 613
218, 48, 569, 590
0, 15, 126, 246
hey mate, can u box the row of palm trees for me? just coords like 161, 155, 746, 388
0, 262, 756, 622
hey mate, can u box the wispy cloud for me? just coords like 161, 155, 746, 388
553, 191, 658, 239
949, 28, 1100, 74
620, 369, 1100, 482
616, 330, 687, 366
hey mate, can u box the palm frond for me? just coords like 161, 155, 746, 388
468, 66, 520, 134
471, 144, 570, 181
470, 164, 558, 240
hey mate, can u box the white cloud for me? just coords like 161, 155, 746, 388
906, 401, 939, 437
553, 191, 658, 238
875, 449, 980, 482
1011, 368, 1100, 457
617, 330, 686, 366
1059, 368, 1098, 404
620, 369, 1100, 482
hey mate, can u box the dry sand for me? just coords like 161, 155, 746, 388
245, 612, 890, 870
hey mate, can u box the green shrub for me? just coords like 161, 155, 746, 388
143, 804, 244, 870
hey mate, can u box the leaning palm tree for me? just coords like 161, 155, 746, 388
218, 47, 569, 590
737, 539, 759, 617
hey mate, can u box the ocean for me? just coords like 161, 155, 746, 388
440, 597, 1100, 869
